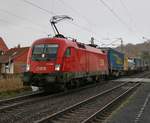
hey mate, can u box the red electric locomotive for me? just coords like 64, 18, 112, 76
22, 15, 109, 90
23, 37, 108, 90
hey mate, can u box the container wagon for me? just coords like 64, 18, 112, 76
124, 55, 129, 75
100, 47, 124, 77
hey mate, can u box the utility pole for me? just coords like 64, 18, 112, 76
120, 38, 123, 53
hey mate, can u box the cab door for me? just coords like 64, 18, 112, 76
62, 47, 75, 72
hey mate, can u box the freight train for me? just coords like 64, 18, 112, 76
22, 15, 150, 91
22, 35, 149, 91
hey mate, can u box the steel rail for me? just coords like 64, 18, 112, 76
0, 81, 105, 112
81, 82, 140, 123
34, 81, 133, 123
0, 90, 45, 112
0, 90, 44, 105
1, 71, 148, 113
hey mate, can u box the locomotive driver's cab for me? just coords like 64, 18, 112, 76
32, 44, 58, 61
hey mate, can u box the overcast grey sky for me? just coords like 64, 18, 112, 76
0, 0, 150, 48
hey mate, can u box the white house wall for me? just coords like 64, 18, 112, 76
1, 62, 14, 74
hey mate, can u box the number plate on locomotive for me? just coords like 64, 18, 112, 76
36, 66, 47, 71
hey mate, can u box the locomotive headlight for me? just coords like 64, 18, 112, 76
55, 64, 61, 71
26, 64, 30, 71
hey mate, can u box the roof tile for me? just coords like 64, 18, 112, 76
0, 37, 8, 52
0, 47, 29, 63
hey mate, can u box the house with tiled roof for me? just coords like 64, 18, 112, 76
0, 37, 8, 54
0, 46, 29, 74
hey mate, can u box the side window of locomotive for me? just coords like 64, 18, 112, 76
65, 48, 71, 57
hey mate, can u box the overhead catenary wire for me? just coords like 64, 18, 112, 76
56, 0, 106, 44
0, 0, 144, 48
22, 0, 102, 41
119, 0, 136, 32
97, 0, 133, 32
22, 0, 55, 15
0, 8, 48, 34
21, 0, 139, 45
57, 0, 96, 30
119, 0, 131, 19
118, 0, 141, 40
57, 0, 104, 43
0, 17, 47, 35
119, 0, 133, 26
101, 38, 123, 47
0, 8, 47, 27
58, 0, 107, 41
22, 0, 93, 32
0, 18, 10, 24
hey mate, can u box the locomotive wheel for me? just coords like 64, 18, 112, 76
69, 80, 77, 89
58, 83, 68, 92
95, 76, 99, 82
75, 79, 80, 88
43, 84, 60, 93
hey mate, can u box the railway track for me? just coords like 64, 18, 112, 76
0, 81, 135, 123
0, 71, 149, 123
0, 70, 148, 113
128, 70, 150, 78
34, 82, 140, 123
81, 83, 140, 123
0, 90, 45, 112
0, 81, 108, 113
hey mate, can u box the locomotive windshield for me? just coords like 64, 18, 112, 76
32, 44, 58, 61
